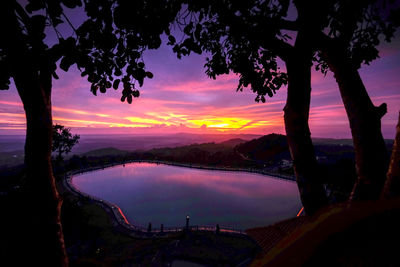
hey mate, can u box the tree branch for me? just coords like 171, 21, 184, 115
14, 1, 30, 25
261, 37, 294, 63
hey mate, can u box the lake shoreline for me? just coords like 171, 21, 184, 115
68, 159, 296, 182
61, 159, 293, 236
61, 168, 148, 238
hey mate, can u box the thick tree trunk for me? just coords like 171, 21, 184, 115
284, 34, 328, 215
1, 2, 68, 265
381, 112, 400, 198
13, 68, 68, 266
322, 45, 389, 201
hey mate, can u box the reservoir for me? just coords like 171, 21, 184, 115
72, 162, 301, 229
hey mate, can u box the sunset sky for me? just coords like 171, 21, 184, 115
1, 32, 399, 138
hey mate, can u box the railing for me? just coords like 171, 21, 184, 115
63, 173, 246, 237
142, 225, 244, 235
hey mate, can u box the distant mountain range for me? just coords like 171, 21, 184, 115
0, 133, 259, 166
76, 133, 391, 169
68, 133, 261, 154
0, 133, 394, 168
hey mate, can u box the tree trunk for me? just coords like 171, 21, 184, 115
322, 44, 389, 201
12, 67, 69, 267
1, 2, 68, 265
381, 112, 400, 199
284, 33, 328, 215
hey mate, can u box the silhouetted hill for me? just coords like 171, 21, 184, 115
150, 142, 227, 153
82, 147, 129, 157
236, 134, 291, 163
234, 134, 358, 201
235, 134, 392, 164
68, 133, 261, 154
218, 138, 247, 147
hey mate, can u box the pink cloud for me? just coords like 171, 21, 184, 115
1, 34, 399, 138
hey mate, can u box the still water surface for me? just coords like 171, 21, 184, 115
72, 162, 301, 229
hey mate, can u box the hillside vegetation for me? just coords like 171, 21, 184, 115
1, 134, 394, 202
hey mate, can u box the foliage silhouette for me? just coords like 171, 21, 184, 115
52, 124, 80, 161
310, 0, 400, 200
0, 1, 180, 265
171, 0, 329, 214
169, 0, 400, 211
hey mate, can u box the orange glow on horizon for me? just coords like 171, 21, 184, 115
1, 49, 399, 138
188, 117, 252, 130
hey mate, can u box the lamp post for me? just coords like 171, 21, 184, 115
186, 215, 190, 231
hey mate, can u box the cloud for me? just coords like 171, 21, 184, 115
1, 35, 399, 138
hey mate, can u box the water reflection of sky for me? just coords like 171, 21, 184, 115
73, 162, 301, 229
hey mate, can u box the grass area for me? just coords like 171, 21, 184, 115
60, 188, 259, 266
61, 193, 175, 266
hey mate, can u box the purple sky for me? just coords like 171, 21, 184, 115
1, 6, 399, 138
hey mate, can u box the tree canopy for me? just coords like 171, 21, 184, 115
0, 0, 181, 102
52, 124, 80, 161
166, 0, 399, 97
0, 1, 182, 266
168, 0, 400, 203
2, 1, 398, 103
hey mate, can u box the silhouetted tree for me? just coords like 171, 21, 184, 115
173, 0, 328, 214
52, 124, 80, 161
0, 1, 179, 265
309, 0, 400, 200
173, 0, 399, 211
382, 112, 400, 198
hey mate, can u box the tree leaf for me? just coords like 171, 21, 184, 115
90, 84, 98, 96
114, 68, 122, 76
113, 79, 120, 89
168, 35, 176, 45
60, 57, 73, 72
132, 90, 140, 97
146, 72, 154, 79
127, 95, 132, 104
